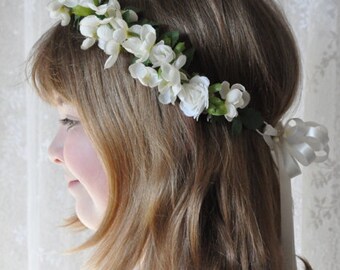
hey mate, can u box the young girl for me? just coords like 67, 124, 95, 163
29, 0, 329, 269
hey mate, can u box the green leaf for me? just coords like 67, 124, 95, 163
207, 107, 221, 116
163, 36, 172, 47
209, 83, 222, 93
174, 42, 186, 55
215, 104, 227, 115
209, 96, 224, 106
160, 31, 180, 48
232, 118, 243, 136
207, 99, 227, 116
72, 6, 93, 17
207, 108, 226, 116
94, 0, 100, 6
239, 108, 264, 130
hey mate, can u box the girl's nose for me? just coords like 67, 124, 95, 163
48, 128, 64, 164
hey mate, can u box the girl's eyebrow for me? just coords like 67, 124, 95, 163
56, 97, 64, 105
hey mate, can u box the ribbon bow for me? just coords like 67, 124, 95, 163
258, 118, 329, 269
260, 118, 329, 178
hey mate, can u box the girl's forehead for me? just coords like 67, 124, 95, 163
56, 99, 79, 117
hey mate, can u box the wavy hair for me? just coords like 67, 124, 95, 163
29, 0, 303, 269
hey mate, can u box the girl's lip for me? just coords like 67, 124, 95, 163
68, 179, 80, 188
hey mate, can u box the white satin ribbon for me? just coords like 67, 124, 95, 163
258, 118, 329, 269
261, 118, 329, 178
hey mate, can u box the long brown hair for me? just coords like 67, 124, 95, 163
29, 0, 301, 269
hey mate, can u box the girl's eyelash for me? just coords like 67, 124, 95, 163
59, 118, 79, 130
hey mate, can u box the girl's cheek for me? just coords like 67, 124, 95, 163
63, 129, 102, 180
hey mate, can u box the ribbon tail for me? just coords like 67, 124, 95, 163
275, 144, 297, 270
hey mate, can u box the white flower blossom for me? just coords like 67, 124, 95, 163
96, 23, 121, 69
96, 18, 129, 68
154, 55, 187, 105
58, 0, 79, 8
157, 63, 183, 105
103, 41, 121, 69
220, 82, 251, 121
149, 41, 176, 68
122, 24, 157, 63
87, 0, 122, 17
79, 15, 112, 50
48, 1, 71, 26
110, 18, 129, 43
178, 76, 209, 120
129, 63, 161, 88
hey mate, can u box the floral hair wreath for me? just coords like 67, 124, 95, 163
48, 0, 262, 136
48, 1, 329, 267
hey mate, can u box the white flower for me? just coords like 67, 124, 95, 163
155, 55, 187, 105
129, 63, 161, 88
103, 41, 121, 69
79, 15, 112, 50
122, 24, 157, 63
157, 63, 183, 105
96, 18, 128, 48
178, 76, 210, 120
97, 24, 114, 49
96, 18, 129, 69
96, 24, 120, 69
87, 0, 122, 17
110, 18, 129, 43
58, 0, 79, 8
220, 82, 251, 121
96, 24, 121, 68
48, 1, 71, 26
149, 41, 176, 68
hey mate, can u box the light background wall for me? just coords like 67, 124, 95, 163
0, 0, 339, 269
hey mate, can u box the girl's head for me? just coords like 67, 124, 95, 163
29, 0, 300, 269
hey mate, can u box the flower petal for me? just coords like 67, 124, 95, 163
97, 24, 114, 41
113, 29, 127, 43
104, 54, 118, 69
81, 37, 96, 50
219, 81, 230, 100
104, 40, 120, 55
129, 24, 142, 35
47, 2, 63, 12
60, 12, 71, 26
160, 63, 180, 85
158, 87, 178, 105
226, 89, 242, 104
122, 38, 142, 55
60, 0, 78, 8
231, 83, 246, 92
129, 63, 147, 80
173, 55, 187, 70
225, 105, 238, 121
147, 69, 161, 88
79, 16, 101, 37
240, 90, 251, 108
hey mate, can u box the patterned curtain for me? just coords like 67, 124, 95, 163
282, 1, 340, 269
0, 0, 338, 269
